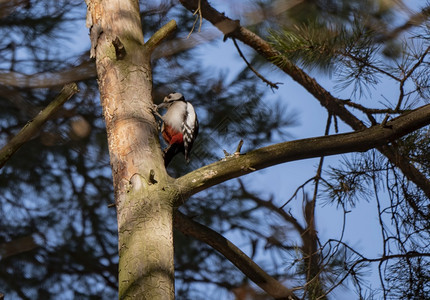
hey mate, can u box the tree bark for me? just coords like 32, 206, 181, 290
86, 1, 177, 299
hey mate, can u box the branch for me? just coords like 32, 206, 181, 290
0, 61, 95, 88
238, 179, 305, 235
179, 0, 430, 200
0, 29, 221, 89
144, 19, 177, 54
342, 100, 408, 115
176, 104, 430, 199
321, 248, 430, 298
395, 45, 430, 111
0, 234, 44, 260
173, 211, 299, 300
179, 0, 362, 126
0, 83, 79, 168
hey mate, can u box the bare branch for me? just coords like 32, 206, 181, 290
173, 211, 299, 300
341, 100, 408, 115
176, 104, 430, 200
0, 234, 44, 260
0, 83, 79, 169
238, 179, 305, 235
145, 19, 177, 54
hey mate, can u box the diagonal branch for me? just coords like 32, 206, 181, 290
179, 0, 430, 200
0, 83, 79, 169
179, 0, 364, 129
173, 211, 299, 300
175, 104, 430, 200
238, 179, 305, 235
0, 234, 45, 260
144, 19, 177, 54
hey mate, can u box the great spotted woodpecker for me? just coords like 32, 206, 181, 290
153, 92, 199, 166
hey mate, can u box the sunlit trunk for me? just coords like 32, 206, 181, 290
86, 1, 175, 298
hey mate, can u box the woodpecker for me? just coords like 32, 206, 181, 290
153, 92, 199, 166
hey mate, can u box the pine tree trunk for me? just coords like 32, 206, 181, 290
86, 1, 176, 298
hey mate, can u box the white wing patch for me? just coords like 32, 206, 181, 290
182, 102, 198, 161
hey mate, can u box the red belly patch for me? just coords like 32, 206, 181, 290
162, 125, 183, 145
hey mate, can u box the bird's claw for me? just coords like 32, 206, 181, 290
151, 104, 159, 113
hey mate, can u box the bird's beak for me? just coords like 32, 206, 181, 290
157, 101, 168, 109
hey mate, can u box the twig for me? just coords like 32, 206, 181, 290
223, 139, 245, 158
232, 38, 281, 90
381, 113, 390, 127
395, 46, 430, 111
333, 114, 339, 133
234, 139, 244, 155
187, 0, 203, 38
279, 177, 316, 209
0, 83, 79, 169
343, 52, 400, 82
319, 250, 430, 299
238, 179, 305, 234
341, 99, 408, 114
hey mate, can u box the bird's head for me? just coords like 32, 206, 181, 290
157, 92, 184, 109
164, 92, 184, 103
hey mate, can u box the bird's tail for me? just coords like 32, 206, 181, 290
163, 144, 184, 167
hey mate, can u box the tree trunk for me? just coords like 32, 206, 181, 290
86, 1, 177, 298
